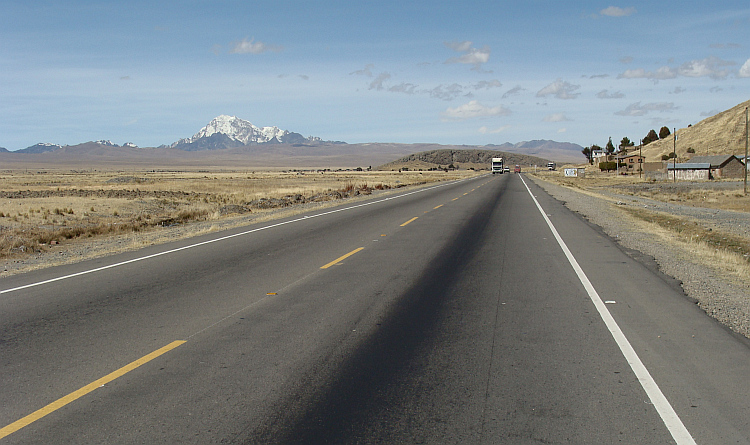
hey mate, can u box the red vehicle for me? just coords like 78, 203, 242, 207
513, 165, 521, 173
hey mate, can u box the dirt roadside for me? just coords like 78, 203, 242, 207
527, 173, 750, 339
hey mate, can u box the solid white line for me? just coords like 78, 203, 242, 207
519, 176, 696, 445
1, 178, 472, 295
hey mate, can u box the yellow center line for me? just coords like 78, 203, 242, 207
433, 204, 444, 209
400, 217, 419, 227
452, 197, 460, 201
320, 247, 365, 269
0, 340, 186, 440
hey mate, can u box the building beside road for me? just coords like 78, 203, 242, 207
685, 155, 746, 179
645, 155, 745, 181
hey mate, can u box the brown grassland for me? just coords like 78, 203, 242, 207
0, 168, 480, 273
531, 169, 750, 285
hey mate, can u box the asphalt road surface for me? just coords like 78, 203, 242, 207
1, 173, 749, 444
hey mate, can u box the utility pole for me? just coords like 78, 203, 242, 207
639, 140, 643, 180
745, 106, 748, 194
673, 128, 677, 183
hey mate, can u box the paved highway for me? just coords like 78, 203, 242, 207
1, 173, 749, 444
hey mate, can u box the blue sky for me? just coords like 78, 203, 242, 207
1, 1, 749, 150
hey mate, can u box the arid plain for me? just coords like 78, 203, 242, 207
0, 166, 480, 274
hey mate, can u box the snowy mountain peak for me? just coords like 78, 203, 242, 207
163, 115, 338, 150
178, 115, 289, 147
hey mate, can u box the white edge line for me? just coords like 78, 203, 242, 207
1, 178, 472, 295
519, 176, 696, 445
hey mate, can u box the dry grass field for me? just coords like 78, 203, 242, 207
535, 168, 750, 212
0, 169, 479, 269
531, 169, 750, 281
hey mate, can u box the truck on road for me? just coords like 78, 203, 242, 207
491, 157, 504, 174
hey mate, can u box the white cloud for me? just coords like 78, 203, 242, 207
502, 86, 525, 98
619, 57, 736, 81
230, 38, 283, 54
444, 41, 473, 52
389, 83, 418, 94
479, 125, 511, 134
536, 79, 580, 100
618, 66, 677, 81
678, 57, 734, 80
543, 113, 570, 122
444, 41, 491, 71
600, 6, 636, 17
350, 64, 375, 77
737, 58, 750, 78
473, 80, 502, 90
441, 100, 511, 121
429, 83, 466, 101
368, 72, 391, 91
615, 102, 677, 116
596, 89, 625, 99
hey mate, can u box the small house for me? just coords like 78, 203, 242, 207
666, 163, 711, 181
591, 150, 615, 165
615, 152, 645, 173
686, 155, 746, 179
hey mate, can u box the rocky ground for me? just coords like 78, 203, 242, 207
528, 175, 750, 339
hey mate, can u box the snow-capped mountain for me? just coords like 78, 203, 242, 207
17, 142, 64, 154
167, 115, 324, 151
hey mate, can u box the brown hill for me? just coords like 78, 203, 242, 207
378, 149, 551, 171
641, 99, 749, 161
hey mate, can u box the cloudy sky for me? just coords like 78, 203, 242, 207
1, 0, 749, 150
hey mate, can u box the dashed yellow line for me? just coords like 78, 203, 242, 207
433, 204, 444, 209
400, 217, 419, 227
0, 340, 186, 440
320, 247, 365, 269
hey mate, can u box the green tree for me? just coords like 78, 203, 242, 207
581, 146, 592, 163
605, 138, 615, 154
659, 126, 671, 139
619, 137, 635, 151
643, 129, 659, 145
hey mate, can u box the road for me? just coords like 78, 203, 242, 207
1, 173, 749, 444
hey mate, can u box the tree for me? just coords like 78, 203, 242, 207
605, 138, 615, 154
643, 129, 659, 145
581, 146, 592, 163
619, 137, 635, 151
659, 126, 671, 139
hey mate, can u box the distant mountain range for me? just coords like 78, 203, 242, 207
11, 115, 340, 153
3, 115, 586, 163
16, 141, 137, 154
160, 115, 341, 151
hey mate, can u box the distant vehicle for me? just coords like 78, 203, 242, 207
546, 162, 556, 171
491, 157, 504, 174
514, 165, 521, 173
503, 166, 510, 173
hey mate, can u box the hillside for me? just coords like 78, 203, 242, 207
641, 99, 749, 161
378, 149, 551, 171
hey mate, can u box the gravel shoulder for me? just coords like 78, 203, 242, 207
528, 174, 750, 339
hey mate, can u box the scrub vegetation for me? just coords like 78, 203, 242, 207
0, 169, 478, 263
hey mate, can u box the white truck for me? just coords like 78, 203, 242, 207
491, 157, 504, 174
